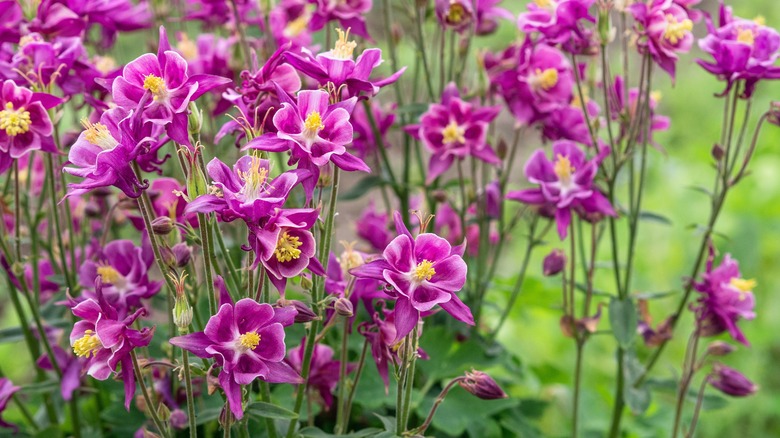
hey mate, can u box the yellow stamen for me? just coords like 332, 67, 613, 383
730, 277, 756, 295
238, 156, 269, 199
238, 331, 261, 350
0, 102, 32, 136
753, 16, 766, 26
331, 28, 357, 59
441, 121, 466, 145
73, 330, 102, 358
413, 260, 436, 282
534, 0, 553, 7
531, 68, 559, 91
177, 34, 198, 60
553, 154, 575, 183
81, 118, 119, 150
447, 3, 468, 25
97, 264, 124, 286
275, 232, 303, 263
737, 28, 755, 45
143, 74, 167, 99
95, 56, 117, 75
303, 111, 325, 138
339, 241, 363, 272
663, 14, 693, 44
284, 12, 311, 39
650, 90, 663, 103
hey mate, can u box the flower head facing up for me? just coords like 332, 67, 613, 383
0, 80, 60, 158
693, 248, 756, 345
170, 286, 301, 420
435, 0, 475, 33
406, 83, 501, 183
351, 211, 472, 341
507, 140, 616, 239
517, 0, 596, 54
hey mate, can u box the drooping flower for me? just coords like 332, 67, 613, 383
68, 279, 155, 410
696, 2, 780, 97
692, 248, 756, 345
611, 76, 670, 146
517, 0, 596, 54
459, 370, 508, 400
629, 0, 696, 79
0, 378, 19, 430
287, 342, 354, 410
110, 26, 231, 146
37, 345, 84, 402
0, 80, 61, 158
707, 363, 758, 397
474, 0, 513, 36
506, 140, 615, 239
351, 212, 472, 341
540, 99, 600, 146
170, 289, 301, 420
308, 0, 372, 39
406, 83, 501, 183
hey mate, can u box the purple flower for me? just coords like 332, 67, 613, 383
693, 248, 756, 345
406, 83, 501, 183
696, 3, 780, 97
707, 363, 758, 397
0, 79, 60, 158
356, 201, 393, 252
170, 293, 301, 420
540, 99, 600, 146
475, 0, 513, 36
0, 1, 23, 44
111, 26, 231, 146
351, 212, 472, 341
629, 0, 695, 79
517, 0, 596, 54
506, 140, 615, 239
78, 239, 162, 313
69, 279, 155, 410
325, 247, 389, 317
350, 100, 395, 159
128, 177, 196, 230
0, 378, 19, 430
288, 342, 354, 410
37, 345, 84, 401
459, 370, 508, 400
284, 29, 405, 99
270, 0, 314, 49
308, 0, 372, 39
435, 0, 475, 33
611, 76, 670, 146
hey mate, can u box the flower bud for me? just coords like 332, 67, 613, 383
170, 409, 188, 430
707, 364, 758, 397
170, 273, 193, 331
432, 190, 449, 203
171, 243, 192, 268
768, 101, 780, 126
706, 341, 735, 357
543, 249, 566, 276
334, 297, 354, 318
276, 299, 318, 323
459, 370, 507, 400
711, 143, 725, 161
157, 402, 171, 422
151, 216, 174, 235
188, 101, 203, 137
300, 275, 313, 290
184, 148, 208, 200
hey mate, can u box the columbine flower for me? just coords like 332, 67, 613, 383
78, 239, 162, 314
697, 3, 780, 97
351, 212, 472, 341
692, 248, 756, 345
308, 0, 372, 39
37, 344, 84, 402
517, 0, 596, 54
283, 28, 406, 99
170, 292, 301, 420
270, 0, 314, 49
350, 100, 395, 159
707, 363, 758, 397
69, 279, 155, 410
356, 201, 393, 252
0, 79, 60, 158
506, 140, 615, 239
288, 342, 354, 410
406, 83, 501, 183
459, 370, 508, 400
435, 0, 475, 32
629, 0, 695, 79
475, 0, 513, 36
0, 378, 19, 430
111, 26, 231, 145
611, 76, 670, 146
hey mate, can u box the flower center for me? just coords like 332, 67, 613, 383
303, 111, 325, 138
238, 156, 269, 200
95, 56, 117, 75
753, 16, 766, 26
663, 14, 693, 44
736, 27, 755, 45
81, 118, 119, 151
729, 277, 756, 300
284, 12, 312, 38
446, 3, 468, 25
238, 331, 261, 351
553, 154, 575, 184
331, 28, 357, 60
97, 263, 126, 287
530, 68, 558, 92
143, 74, 167, 100
275, 232, 303, 262
73, 329, 103, 358
441, 121, 466, 145
534, 0, 554, 8
413, 260, 436, 282
0, 102, 32, 136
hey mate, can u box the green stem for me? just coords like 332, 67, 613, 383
284, 319, 320, 438
341, 338, 369, 428
572, 340, 584, 438
685, 378, 709, 438
131, 350, 171, 438
43, 156, 75, 291
213, 219, 242, 294
198, 212, 217, 314
182, 344, 197, 438
259, 381, 278, 438
411, 377, 464, 435
334, 317, 351, 434
607, 350, 625, 438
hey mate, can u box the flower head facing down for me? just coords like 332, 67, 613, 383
351, 212, 472, 341
459, 370, 508, 400
287, 342, 355, 410
707, 363, 758, 397
0, 80, 60, 158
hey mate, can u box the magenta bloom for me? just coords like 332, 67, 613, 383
475, 0, 513, 36
170, 292, 301, 420
506, 140, 615, 239
351, 100, 395, 159
611, 76, 670, 147
0, 378, 19, 430
407, 83, 501, 183
270, 0, 314, 49
288, 342, 354, 410
0, 1, 23, 44
629, 0, 695, 79
69, 280, 155, 410
351, 212, 472, 341
308, 0, 372, 39
435, 0, 475, 33
356, 201, 393, 252
707, 363, 758, 397
37, 345, 84, 402
0, 80, 60, 158
540, 100, 600, 146
111, 26, 231, 145
517, 0, 596, 54
693, 249, 756, 345
697, 3, 780, 97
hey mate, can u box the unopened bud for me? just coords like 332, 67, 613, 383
432, 190, 449, 203
543, 249, 566, 276
157, 402, 171, 422
171, 243, 192, 268
300, 275, 313, 290
768, 101, 780, 126
170, 409, 188, 430
184, 148, 208, 199
708, 364, 758, 397
276, 299, 318, 323
170, 272, 193, 331
334, 298, 354, 318
188, 101, 203, 136
706, 341, 735, 357
712, 143, 725, 161
152, 216, 174, 235
496, 138, 508, 160
459, 370, 507, 400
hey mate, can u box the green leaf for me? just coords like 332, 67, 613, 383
33, 425, 63, 438
245, 401, 298, 420
373, 413, 396, 433
195, 407, 222, 425
339, 175, 388, 201
0, 320, 70, 345
638, 211, 673, 226
415, 386, 518, 436
20, 380, 59, 395
632, 290, 678, 300
609, 297, 638, 348
623, 350, 651, 415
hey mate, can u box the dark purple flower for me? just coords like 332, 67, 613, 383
0, 79, 60, 158
0, 378, 19, 430
540, 99, 600, 146
406, 83, 501, 183
459, 370, 508, 400
356, 201, 393, 252
170, 292, 301, 420
693, 248, 755, 345
707, 363, 758, 397
288, 342, 354, 410
475, 0, 513, 36
350, 100, 395, 159
308, 0, 372, 39
37, 345, 84, 401
270, 0, 314, 49
543, 249, 567, 276
0, 1, 23, 44
351, 212, 472, 341
69, 279, 155, 410
517, 0, 596, 54
629, 0, 695, 79
506, 140, 615, 239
